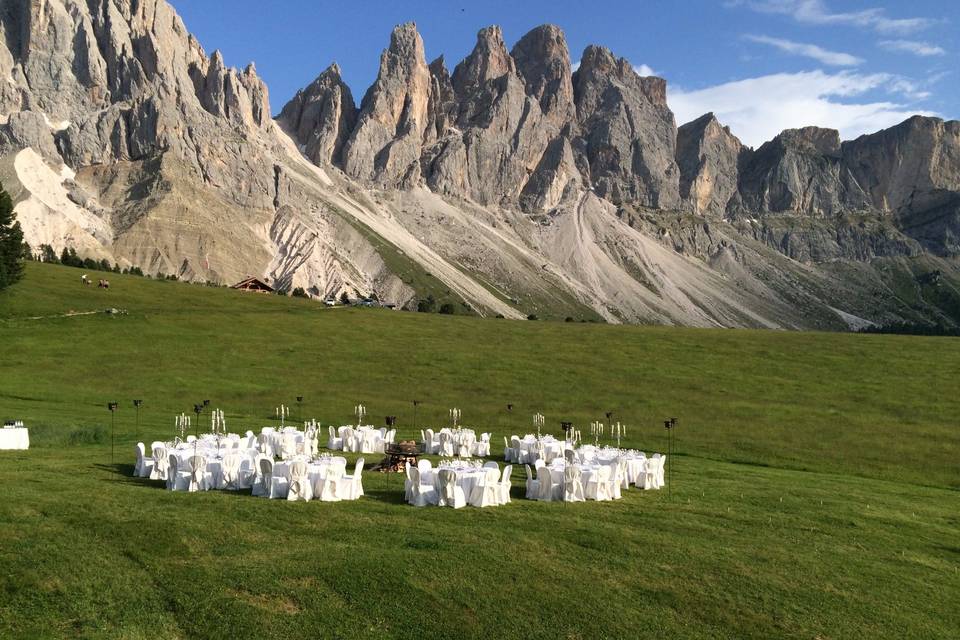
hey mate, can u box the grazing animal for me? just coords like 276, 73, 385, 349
98, 279, 110, 289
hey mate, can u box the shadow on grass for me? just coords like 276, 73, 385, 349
361, 485, 407, 505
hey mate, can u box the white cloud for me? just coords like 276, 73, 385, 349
633, 64, 659, 77
745, 34, 862, 66
668, 70, 937, 148
879, 39, 946, 57
742, 0, 936, 34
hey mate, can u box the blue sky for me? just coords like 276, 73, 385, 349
170, 0, 957, 147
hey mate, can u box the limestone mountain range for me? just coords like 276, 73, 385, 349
2, 0, 959, 328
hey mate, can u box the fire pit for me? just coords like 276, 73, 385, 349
380, 440, 421, 472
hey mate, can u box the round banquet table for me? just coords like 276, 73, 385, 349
420, 463, 487, 497
273, 457, 348, 495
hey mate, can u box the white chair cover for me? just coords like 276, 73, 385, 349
287, 460, 312, 501
469, 468, 501, 508
585, 464, 613, 501
167, 454, 189, 491
438, 432, 454, 457
280, 432, 297, 460
564, 464, 585, 502
187, 455, 207, 492
316, 464, 342, 502
150, 443, 168, 480
219, 453, 242, 490
537, 465, 556, 501
251, 455, 271, 496
408, 466, 438, 507
134, 442, 154, 477
457, 432, 475, 458
340, 458, 365, 500
437, 469, 466, 509
524, 464, 539, 499
327, 426, 343, 450
499, 465, 513, 504
503, 436, 514, 462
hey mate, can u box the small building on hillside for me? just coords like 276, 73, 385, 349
231, 277, 274, 293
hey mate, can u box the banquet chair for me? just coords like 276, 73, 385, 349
503, 437, 516, 463
219, 453, 242, 490
167, 455, 191, 491
186, 435, 196, 443
619, 457, 631, 490
361, 430, 378, 454
656, 454, 666, 489
150, 442, 168, 480
469, 468, 502, 508
238, 452, 258, 489
473, 433, 491, 457
316, 464, 343, 502
498, 465, 513, 504
327, 426, 343, 451
420, 430, 427, 449
533, 458, 546, 469
417, 459, 432, 474
244, 430, 256, 449
563, 448, 576, 464
404, 463, 414, 502
134, 442, 153, 478
585, 465, 614, 501
340, 458, 365, 500
379, 427, 388, 440
385, 429, 396, 445
437, 469, 466, 509
458, 432, 475, 458
267, 460, 290, 499
188, 455, 211, 492
524, 465, 539, 499
483, 461, 499, 469
251, 456, 271, 496
610, 459, 626, 499
408, 467, 438, 507
340, 427, 355, 453
511, 436, 527, 464
537, 465, 556, 501
280, 432, 298, 460
438, 432, 455, 457
564, 464, 585, 502
287, 460, 312, 502
425, 429, 437, 454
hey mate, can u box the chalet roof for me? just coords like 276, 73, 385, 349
231, 276, 274, 292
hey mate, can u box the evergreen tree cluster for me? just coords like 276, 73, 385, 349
0, 183, 25, 290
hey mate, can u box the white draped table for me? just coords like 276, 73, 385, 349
0, 427, 29, 450
274, 457, 348, 496
421, 462, 487, 497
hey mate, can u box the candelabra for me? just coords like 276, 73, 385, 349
354, 403, 366, 426
449, 407, 461, 429
531, 412, 545, 438
276, 404, 290, 427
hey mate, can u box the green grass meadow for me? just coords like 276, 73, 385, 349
0, 262, 958, 639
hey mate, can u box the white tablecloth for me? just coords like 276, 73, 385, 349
274, 457, 349, 496
422, 463, 487, 497
517, 435, 565, 460
0, 427, 29, 450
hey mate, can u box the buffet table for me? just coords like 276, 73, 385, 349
0, 427, 29, 450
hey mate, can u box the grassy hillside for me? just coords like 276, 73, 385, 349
0, 262, 958, 639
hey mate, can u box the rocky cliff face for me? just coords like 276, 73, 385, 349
3, 2, 960, 329
284, 23, 683, 213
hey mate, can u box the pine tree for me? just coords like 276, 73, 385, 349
0, 183, 25, 290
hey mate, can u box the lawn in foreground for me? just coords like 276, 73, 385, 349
0, 447, 956, 639
0, 262, 958, 638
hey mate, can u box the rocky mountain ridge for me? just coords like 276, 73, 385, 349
2, 1, 960, 329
